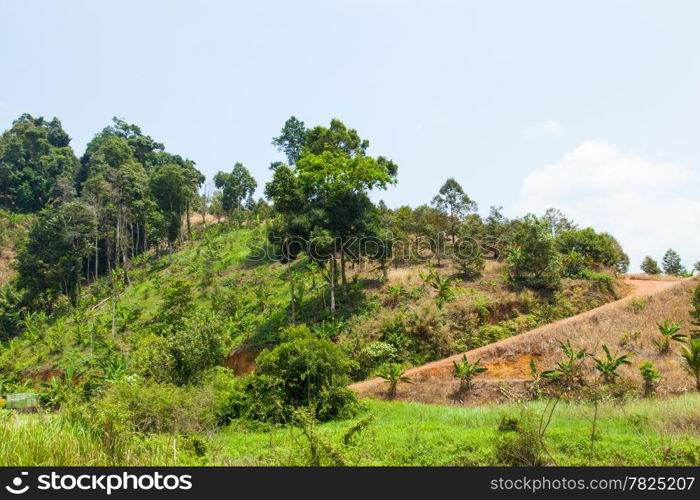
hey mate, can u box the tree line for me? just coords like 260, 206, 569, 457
0, 114, 261, 310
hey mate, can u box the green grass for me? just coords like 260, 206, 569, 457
211, 394, 700, 466
0, 412, 181, 466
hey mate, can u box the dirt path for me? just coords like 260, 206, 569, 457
350, 278, 683, 394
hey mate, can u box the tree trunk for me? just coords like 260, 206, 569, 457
340, 248, 348, 293
329, 257, 336, 315
94, 233, 99, 281
186, 200, 192, 240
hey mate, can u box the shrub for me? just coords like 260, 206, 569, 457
358, 342, 398, 373
228, 324, 359, 423
494, 411, 547, 466
132, 334, 176, 383
690, 282, 700, 337
169, 310, 227, 383
452, 238, 485, 280
628, 297, 647, 313
639, 361, 660, 397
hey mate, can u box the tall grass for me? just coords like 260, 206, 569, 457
0, 412, 175, 466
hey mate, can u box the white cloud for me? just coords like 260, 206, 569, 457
515, 141, 700, 272
524, 119, 565, 137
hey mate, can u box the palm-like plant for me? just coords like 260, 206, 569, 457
639, 361, 661, 397
593, 345, 632, 383
452, 354, 487, 391
654, 318, 686, 354
377, 363, 411, 399
680, 340, 700, 391
419, 264, 458, 308
528, 359, 553, 399
544, 340, 590, 386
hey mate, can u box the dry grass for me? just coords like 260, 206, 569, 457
352, 278, 699, 405
626, 273, 684, 282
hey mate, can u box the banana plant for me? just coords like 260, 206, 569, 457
593, 344, 632, 383
544, 339, 591, 386
654, 318, 686, 354
377, 363, 411, 399
680, 340, 700, 391
452, 354, 488, 391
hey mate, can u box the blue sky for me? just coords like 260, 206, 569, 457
1, 0, 699, 270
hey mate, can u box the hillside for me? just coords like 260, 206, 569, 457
352, 277, 697, 404
0, 221, 622, 386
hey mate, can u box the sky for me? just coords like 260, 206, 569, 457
1, 0, 699, 271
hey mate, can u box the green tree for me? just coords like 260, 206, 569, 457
0, 114, 79, 212
662, 249, 684, 276
431, 178, 477, 243
555, 228, 629, 275
149, 164, 190, 249
265, 118, 398, 314
272, 116, 306, 165
16, 200, 96, 305
506, 215, 561, 290
213, 162, 257, 218
641, 256, 661, 275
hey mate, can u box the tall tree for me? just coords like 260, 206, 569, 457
272, 116, 306, 165
149, 164, 191, 251
0, 114, 79, 212
266, 118, 398, 314
213, 163, 257, 220
16, 200, 96, 305
662, 249, 684, 276
431, 178, 477, 243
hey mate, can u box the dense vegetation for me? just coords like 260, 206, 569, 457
0, 113, 698, 466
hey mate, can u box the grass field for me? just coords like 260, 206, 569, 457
210, 394, 700, 466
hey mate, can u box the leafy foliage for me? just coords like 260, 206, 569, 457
377, 363, 411, 400
593, 345, 632, 383
452, 354, 487, 391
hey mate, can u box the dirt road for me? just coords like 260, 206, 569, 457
350, 278, 683, 396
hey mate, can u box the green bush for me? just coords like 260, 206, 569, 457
69, 377, 218, 436
169, 310, 228, 383
506, 215, 561, 290
132, 334, 175, 383
494, 411, 547, 466
556, 228, 629, 273
221, 325, 359, 423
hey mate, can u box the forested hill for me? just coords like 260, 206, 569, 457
0, 111, 674, 428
